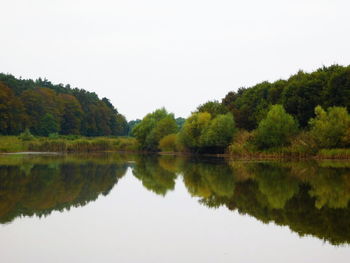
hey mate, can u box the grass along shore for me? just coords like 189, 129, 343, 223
0, 136, 139, 153
1, 135, 350, 160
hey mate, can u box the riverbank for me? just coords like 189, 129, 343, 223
1, 136, 350, 160
0, 136, 139, 153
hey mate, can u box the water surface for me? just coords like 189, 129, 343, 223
0, 153, 350, 262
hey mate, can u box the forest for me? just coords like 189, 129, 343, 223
0, 73, 128, 136
0, 65, 350, 157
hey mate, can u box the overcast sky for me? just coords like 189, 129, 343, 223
1, 0, 349, 120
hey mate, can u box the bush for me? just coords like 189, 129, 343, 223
132, 108, 178, 151
159, 134, 178, 152
19, 128, 35, 141
178, 112, 237, 153
254, 105, 298, 149
178, 112, 211, 151
309, 106, 350, 148
48, 133, 60, 139
200, 113, 236, 149
228, 130, 256, 156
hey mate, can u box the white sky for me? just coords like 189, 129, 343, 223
1, 0, 349, 120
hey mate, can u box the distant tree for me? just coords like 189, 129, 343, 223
175, 117, 185, 130
128, 119, 141, 136
159, 134, 178, 152
179, 111, 237, 153
0, 74, 127, 137
37, 113, 59, 136
309, 106, 350, 148
114, 114, 128, 136
324, 67, 350, 109
200, 113, 236, 151
146, 115, 178, 150
0, 83, 27, 134
196, 100, 228, 118
132, 108, 177, 151
59, 94, 83, 135
254, 105, 298, 149
222, 65, 350, 129
178, 112, 211, 151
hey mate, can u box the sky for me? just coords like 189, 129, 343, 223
1, 0, 349, 120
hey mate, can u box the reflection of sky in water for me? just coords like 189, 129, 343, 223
0, 167, 350, 263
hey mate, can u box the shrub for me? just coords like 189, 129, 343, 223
48, 133, 60, 139
309, 106, 350, 148
254, 105, 298, 149
159, 134, 178, 152
19, 128, 35, 141
200, 113, 236, 149
228, 130, 256, 156
132, 108, 178, 151
178, 112, 211, 150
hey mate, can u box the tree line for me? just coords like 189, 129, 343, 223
0, 73, 128, 136
132, 65, 350, 154
1, 64, 350, 155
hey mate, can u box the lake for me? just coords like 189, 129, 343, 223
0, 153, 350, 262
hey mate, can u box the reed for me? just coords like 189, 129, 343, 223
316, 149, 350, 159
0, 136, 27, 152
28, 137, 139, 152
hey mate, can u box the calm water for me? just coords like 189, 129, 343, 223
1, 153, 350, 262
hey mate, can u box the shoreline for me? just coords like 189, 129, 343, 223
2, 150, 350, 161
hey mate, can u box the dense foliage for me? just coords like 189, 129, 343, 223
132, 108, 178, 151
253, 105, 298, 149
2, 65, 350, 155
222, 65, 350, 130
0, 74, 128, 136
131, 65, 350, 155
309, 106, 350, 148
178, 112, 236, 153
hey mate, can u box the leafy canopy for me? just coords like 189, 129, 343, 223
179, 112, 236, 153
254, 104, 298, 149
309, 106, 350, 148
132, 108, 177, 151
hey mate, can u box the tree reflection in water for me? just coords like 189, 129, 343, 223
1, 153, 350, 245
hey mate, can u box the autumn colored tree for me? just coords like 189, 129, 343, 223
59, 94, 83, 135
0, 82, 27, 134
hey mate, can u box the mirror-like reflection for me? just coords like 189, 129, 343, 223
0, 154, 129, 224
1, 153, 350, 245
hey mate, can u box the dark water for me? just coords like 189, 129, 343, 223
1, 153, 350, 262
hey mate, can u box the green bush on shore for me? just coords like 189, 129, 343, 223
0, 136, 138, 153
159, 134, 178, 152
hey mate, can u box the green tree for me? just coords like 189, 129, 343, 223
37, 113, 59, 136
114, 114, 128, 136
159, 134, 178, 152
200, 113, 236, 151
175, 117, 185, 130
196, 100, 228, 118
132, 108, 177, 151
0, 83, 27, 134
59, 94, 83, 135
309, 106, 350, 148
254, 105, 298, 149
128, 119, 141, 136
178, 112, 211, 151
